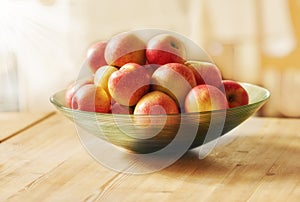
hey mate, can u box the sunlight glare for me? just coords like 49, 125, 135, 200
0, 0, 77, 111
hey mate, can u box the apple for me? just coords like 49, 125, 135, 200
134, 91, 179, 127
151, 63, 196, 107
146, 33, 186, 65
71, 84, 111, 113
111, 102, 134, 114
108, 63, 150, 106
143, 63, 160, 78
65, 77, 94, 107
104, 32, 146, 67
184, 84, 229, 113
134, 91, 179, 115
222, 80, 249, 108
185, 61, 223, 88
86, 41, 107, 73
94, 65, 118, 96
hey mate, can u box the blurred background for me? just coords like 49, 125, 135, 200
0, 0, 299, 117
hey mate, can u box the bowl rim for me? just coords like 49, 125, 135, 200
49, 82, 270, 117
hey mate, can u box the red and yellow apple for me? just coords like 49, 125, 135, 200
146, 34, 186, 65
64, 30, 252, 116
184, 84, 229, 113
65, 77, 94, 107
222, 80, 249, 108
134, 91, 179, 115
86, 41, 107, 73
134, 91, 179, 127
94, 65, 118, 96
108, 63, 150, 106
185, 61, 223, 88
143, 63, 160, 78
111, 102, 134, 114
105, 32, 146, 67
151, 63, 196, 107
71, 84, 111, 113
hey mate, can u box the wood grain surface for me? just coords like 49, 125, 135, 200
0, 113, 299, 202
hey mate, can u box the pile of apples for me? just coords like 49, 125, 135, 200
65, 31, 249, 115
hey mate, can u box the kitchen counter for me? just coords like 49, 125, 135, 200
0, 112, 299, 201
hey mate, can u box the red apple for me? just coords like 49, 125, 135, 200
65, 77, 94, 107
94, 65, 118, 96
111, 102, 134, 114
143, 63, 160, 78
108, 63, 150, 106
146, 33, 186, 65
184, 84, 229, 113
86, 41, 107, 73
134, 91, 179, 115
71, 84, 111, 113
185, 61, 223, 88
151, 63, 196, 107
111, 102, 133, 114
104, 32, 146, 67
222, 80, 249, 108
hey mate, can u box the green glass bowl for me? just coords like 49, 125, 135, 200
50, 83, 270, 154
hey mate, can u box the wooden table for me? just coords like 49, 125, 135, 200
0, 112, 299, 202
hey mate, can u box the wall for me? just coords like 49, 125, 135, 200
1, 0, 202, 112
1, 0, 299, 117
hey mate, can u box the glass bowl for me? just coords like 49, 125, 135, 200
50, 82, 270, 154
